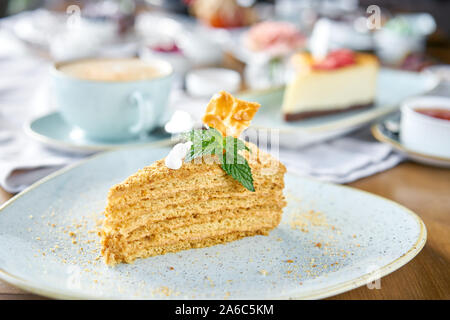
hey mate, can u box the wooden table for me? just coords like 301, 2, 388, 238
0, 162, 448, 300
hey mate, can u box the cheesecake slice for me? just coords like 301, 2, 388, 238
282, 49, 379, 121
100, 92, 286, 265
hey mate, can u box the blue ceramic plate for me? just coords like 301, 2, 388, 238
0, 146, 426, 299
25, 112, 173, 154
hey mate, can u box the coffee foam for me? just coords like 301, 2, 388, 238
58, 58, 166, 82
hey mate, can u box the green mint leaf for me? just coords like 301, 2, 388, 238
221, 153, 255, 192
182, 128, 223, 162
184, 145, 204, 162
180, 127, 255, 191
203, 127, 223, 148
223, 136, 249, 156
181, 128, 223, 149
180, 129, 204, 144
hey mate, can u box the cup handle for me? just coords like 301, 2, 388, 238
128, 91, 156, 135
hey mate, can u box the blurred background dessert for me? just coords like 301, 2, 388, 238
190, 0, 258, 28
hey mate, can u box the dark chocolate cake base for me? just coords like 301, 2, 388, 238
284, 102, 374, 121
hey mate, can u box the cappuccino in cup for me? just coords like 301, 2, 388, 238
57, 58, 165, 82
52, 58, 173, 141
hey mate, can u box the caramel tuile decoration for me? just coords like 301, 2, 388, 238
202, 91, 260, 138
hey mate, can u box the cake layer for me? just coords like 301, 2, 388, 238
284, 102, 373, 121
104, 229, 271, 265
105, 188, 284, 230
105, 209, 281, 250
106, 203, 284, 241
106, 172, 284, 216
108, 147, 284, 200
104, 197, 286, 235
108, 164, 284, 206
102, 210, 281, 265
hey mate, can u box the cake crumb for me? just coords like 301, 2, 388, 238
290, 210, 331, 232
153, 286, 172, 297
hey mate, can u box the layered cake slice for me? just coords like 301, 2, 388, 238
101, 91, 286, 265
282, 49, 379, 121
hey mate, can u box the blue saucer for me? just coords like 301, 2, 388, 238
25, 112, 173, 154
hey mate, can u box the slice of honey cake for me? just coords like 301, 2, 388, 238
100, 91, 286, 265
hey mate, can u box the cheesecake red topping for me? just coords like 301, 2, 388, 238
312, 49, 356, 70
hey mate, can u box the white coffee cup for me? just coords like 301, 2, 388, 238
400, 96, 450, 158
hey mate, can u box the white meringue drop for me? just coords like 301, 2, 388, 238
164, 141, 193, 170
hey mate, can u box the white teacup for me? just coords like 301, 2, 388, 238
400, 96, 450, 158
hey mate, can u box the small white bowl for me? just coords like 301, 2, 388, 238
400, 96, 450, 158
186, 68, 241, 98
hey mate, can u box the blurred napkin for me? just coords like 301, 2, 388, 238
277, 130, 404, 184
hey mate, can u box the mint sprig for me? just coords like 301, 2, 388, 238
181, 128, 255, 192
221, 153, 255, 192
181, 128, 223, 162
